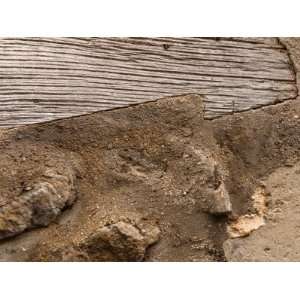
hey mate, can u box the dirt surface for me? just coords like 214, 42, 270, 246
0, 38, 300, 262
0, 95, 232, 261
0, 90, 299, 261
224, 162, 300, 261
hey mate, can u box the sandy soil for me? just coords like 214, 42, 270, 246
0, 95, 231, 261
0, 90, 299, 261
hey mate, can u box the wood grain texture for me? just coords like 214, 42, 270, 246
0, 37, 297, 127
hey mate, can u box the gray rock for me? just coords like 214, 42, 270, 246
0, 167, 76, 240
79, 221, 160, 261
185, 146, 232, 215
208, 182, 232, 215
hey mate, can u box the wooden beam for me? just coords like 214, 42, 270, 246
0, 38, 297, 127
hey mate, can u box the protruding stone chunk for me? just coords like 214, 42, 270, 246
0, 167, 77, 240
80, 221, 160, 261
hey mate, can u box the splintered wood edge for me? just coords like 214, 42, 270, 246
0, 37, 297, 127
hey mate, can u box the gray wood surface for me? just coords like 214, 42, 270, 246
0, 37, 297, 127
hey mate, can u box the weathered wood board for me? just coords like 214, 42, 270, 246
0, 37, 297, 127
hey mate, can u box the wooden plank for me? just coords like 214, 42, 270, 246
0, 37, 297, 127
